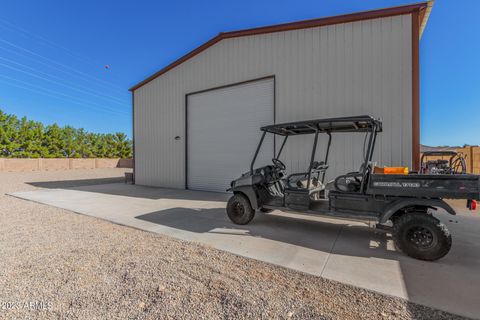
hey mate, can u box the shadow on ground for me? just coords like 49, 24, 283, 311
28, 178, 229, 201
136, 207, 398, 261
28, 177, 125, 188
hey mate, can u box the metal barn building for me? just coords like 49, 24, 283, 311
130, 2, 433, 192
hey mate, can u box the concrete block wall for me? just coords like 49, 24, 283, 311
42, 158, 70, 171
1, 159, 40, 171
0, 158, 133, 172
69, 158, 96, 170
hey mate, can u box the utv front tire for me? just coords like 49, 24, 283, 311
393, 212, 452, 261
227, 194, 255, 225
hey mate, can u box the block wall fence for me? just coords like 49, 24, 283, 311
0, 158, 133, 172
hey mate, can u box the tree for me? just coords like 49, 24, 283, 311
113, 132, 132, 158
44, 124, 64, 158
0, 110, 20, 157
0, 108, 132, 158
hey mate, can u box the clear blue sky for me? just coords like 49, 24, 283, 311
0, 0, 478, 146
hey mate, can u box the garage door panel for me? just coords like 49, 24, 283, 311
187, 78, 274, 192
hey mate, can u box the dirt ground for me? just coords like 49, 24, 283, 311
0, 169, 468, 319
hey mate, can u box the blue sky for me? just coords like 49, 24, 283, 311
0, 0, 478, 146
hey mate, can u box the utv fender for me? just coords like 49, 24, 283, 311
233, 186, 258, 209
380, 199, 456, 224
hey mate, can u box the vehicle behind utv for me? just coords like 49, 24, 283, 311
226, 116, 479, 261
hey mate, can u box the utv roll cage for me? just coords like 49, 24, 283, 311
250, 115, 382, 192
421, 150, 458, 166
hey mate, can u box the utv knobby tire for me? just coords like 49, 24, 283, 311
393, 212, 452, 261
227, 194, 255, 225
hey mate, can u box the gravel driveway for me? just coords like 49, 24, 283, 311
0, 169, 467, 319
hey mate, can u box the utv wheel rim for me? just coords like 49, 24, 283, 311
406, 226, 436, 250
232, 201, 245, 218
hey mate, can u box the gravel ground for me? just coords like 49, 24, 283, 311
0, 169, 468, 319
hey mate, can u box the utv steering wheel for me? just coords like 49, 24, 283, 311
272, 158, 286, 170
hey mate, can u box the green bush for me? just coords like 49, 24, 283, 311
0, 109, 132, 158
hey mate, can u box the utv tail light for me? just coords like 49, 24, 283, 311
467, 199, 477, 211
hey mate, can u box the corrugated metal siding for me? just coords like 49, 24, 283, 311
187, 78, 274, 192
134, 14, 412, 187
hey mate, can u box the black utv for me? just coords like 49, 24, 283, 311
226, 116, 479, 261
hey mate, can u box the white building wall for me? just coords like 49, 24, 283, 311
134, 14, 412, 188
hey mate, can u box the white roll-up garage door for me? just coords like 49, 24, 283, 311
187, 78, 274, 192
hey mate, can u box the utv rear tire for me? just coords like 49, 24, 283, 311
227, 194, 255, 225
393, 212, 451, 261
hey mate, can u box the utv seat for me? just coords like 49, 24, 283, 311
334, 171, 363, 192
334, 163, 373, 192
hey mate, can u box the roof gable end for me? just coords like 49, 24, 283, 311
130, 1, 431, 91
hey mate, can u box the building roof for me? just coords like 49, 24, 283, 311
130, 1, 433, 92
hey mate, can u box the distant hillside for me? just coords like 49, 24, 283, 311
421, 144, 479, 152
0, 109, 132, 158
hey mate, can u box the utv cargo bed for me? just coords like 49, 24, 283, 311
367, 173, 480, 200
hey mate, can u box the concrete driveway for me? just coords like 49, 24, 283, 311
10, 181, 480, 319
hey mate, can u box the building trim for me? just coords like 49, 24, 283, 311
131, 91, 136, 183
129, 2, 429, 92
184, 75, 276, 189
185, 75, 275, 96
412, 11, 421, 170
184, 94, 188, 189
419, 1, 434, 37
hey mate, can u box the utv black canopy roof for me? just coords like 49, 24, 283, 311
260, 115, 382, 136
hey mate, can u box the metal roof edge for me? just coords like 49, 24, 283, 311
129, 2, 429, 92
419, 0, 434, 38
